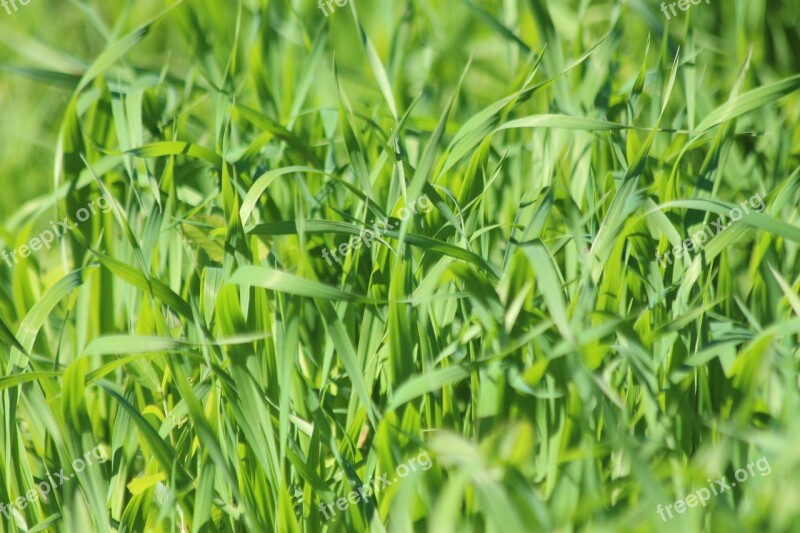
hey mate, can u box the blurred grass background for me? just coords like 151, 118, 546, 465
0, 0, 799, 531
3, 0, 796, 212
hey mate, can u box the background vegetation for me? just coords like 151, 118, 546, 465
1, 0, 799, 531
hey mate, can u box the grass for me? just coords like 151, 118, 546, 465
1, 0, 800, 531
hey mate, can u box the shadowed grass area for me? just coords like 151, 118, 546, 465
1, 0, 799, 531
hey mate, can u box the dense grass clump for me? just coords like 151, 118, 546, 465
1, 1, 800, 531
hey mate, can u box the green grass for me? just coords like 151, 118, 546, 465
1, 0, 800, 531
